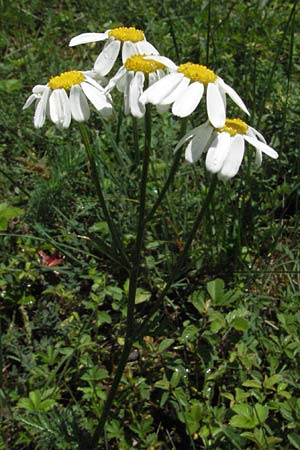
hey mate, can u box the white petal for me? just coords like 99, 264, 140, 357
185, 122, 213, 163
255, 148, 263, 167
49, 89, 71, 128
218, 134, 245, 180
94, 39, 120, 76
207, 82, 226, 128
140, 73, 184, 105
105, 66, 126, 93
69, 32, 108, 46
218, 78, 250, 115
34, 86, 50, 128
123, 72, 134, 115
172, 82, 204, 117
144, 55, 178, 70
129, 72, 145, 118
148, 72, 158, 86
160, 76, 190, 105
84, 75, 106, 92
81, 82, 112, 115
23, 94, 37, 110
248, 126, 266, 143
205, 132, 231, 173
174, 123, 209, 153
32, 85, 47, 94
70, 85, 90, 122
122, 41, 137, 63
136, 41, 159, 56
243, 135, 278, 159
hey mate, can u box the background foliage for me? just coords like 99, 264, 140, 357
0, 0, 300, 448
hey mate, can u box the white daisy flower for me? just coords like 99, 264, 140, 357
140, 56, 250, 128
23, 70, 112, 129
177, 118, 278, 180
69, 26, 158, 77
105, 53, 168, 118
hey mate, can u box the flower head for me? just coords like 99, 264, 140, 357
140, 56, 249, 127
105, 54, 167, 118
177, 118, 278, 180
69, 26, 158, 77
23, 70, 112, 129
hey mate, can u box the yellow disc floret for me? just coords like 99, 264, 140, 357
48, 70, 84, 90
217, 118, 249, 136
125, 55, 165, 74
109, 27, 144, 43
177, 62, 217, 84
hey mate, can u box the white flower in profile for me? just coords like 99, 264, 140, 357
23, 70, 112, 129
69, 26, 158, 77
140, 56, 249, 128
105, 52, 168, 118
177, 118, 278, 180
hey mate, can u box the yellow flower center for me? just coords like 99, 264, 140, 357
177, 62, 217, 84
124, 55, 165, 74
108, 27, 144, 43
217, 118, 249, 136
48, 70, 84, 90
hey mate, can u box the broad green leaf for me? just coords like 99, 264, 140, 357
232, 317, 248, 331
0, 79, 22, 93
242, 380, 262, 389
135, 287, 151, 304
207, 278, 224, 304
158, 338, 174, 352
0, 203, 24, 231
288, 433, 300, 449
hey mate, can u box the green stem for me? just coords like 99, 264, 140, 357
135, 175, 218, 339
89, 105, 152, 447
78, 123, 129, 269
145, 119, 188, 223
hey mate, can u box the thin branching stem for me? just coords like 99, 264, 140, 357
89, 105, 152, 447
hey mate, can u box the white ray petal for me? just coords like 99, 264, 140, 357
122, 41, 137, 63
105, 66, 126, 93
69, 32, 108, 46
218, 78, 250, 115
136, 41, 159, 56
23, 94, 37, 109
218, 134, 245, 180
243, 135, 278, 159
205, 132, 231, 173
144, 55, 178, 70
94, 39, 120, 76
207, 82, 226, 128
60, 89, 71, 128
140, 73, 184, 105
160, 76, 190, 105
255, 148, 263, 167
70, 85, 90, 122
185, 122, 214, 163
34, 86, 50, 128
81, 82, 112, 115
172, 82, 204, 117
123, 72, 134, 115
248, 126, 266, 143
129, 72, 145, 118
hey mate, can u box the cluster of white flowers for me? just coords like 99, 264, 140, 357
23, 25, 278, 179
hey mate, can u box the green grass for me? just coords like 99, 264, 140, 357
1, 0, 300, 448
